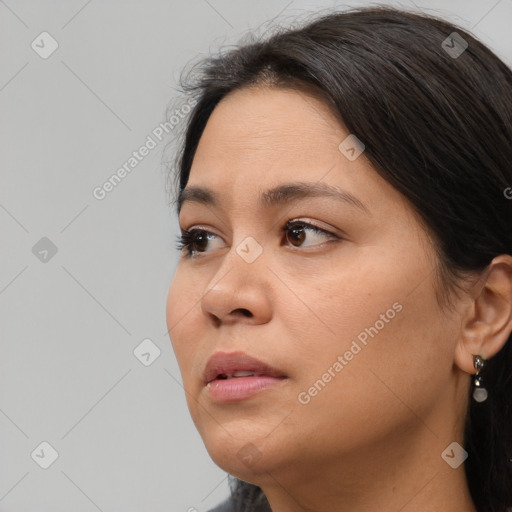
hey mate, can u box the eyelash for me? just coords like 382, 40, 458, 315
175, 220, 340, 258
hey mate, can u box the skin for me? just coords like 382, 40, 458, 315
166, 84, 512, 512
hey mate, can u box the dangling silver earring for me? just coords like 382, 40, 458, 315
472, 355, 488, 402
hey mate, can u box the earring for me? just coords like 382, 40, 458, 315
472, 355, 488, 403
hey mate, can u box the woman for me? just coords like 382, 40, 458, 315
166, 6, 512, 512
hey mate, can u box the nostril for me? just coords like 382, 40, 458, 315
233, 308, 252, 317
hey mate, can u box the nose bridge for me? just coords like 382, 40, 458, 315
233, 232, 266, 265
201, 231, 269, 321
212, 231, 266, 289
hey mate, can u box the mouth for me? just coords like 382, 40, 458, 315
203, 351, 287, 385
203, 351, 288, 402
215, 370, 272, 379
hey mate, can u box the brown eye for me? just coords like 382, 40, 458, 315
283, 221, 339, 248
176, 221, 340, 258
286, 223, 307, 247
175, 229, 220, 257
192, 231, 209, 252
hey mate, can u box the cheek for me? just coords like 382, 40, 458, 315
285, 255, 449, 430
166, 273, 207, 424
166, 276, 181, 351
166, 270, 199, 373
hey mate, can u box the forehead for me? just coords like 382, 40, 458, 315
182, 85, 414, 227
193, 85, 347, 168
188, 85, 357, 198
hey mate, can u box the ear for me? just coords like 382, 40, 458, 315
454, 254, 512, 374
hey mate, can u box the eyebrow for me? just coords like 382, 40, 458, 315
176, 182, 370, 216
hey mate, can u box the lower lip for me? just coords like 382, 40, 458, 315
205, 376, 287, 402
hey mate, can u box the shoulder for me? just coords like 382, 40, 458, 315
206, 497, 236, 512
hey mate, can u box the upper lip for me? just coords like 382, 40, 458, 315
203, 351, 287, 384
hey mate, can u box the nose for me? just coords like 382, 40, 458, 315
200, 245, 272, 326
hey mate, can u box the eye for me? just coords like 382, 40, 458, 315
175, 220, 340, 259
282, 220, 340, 249
175, 229, 222, 258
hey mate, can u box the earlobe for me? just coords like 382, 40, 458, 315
454, 342, 477, 374
454, 254, 512, 375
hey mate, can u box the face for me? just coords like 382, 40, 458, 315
166, 85, 466, 487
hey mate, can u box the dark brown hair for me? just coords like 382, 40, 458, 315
169, 6, 512, 511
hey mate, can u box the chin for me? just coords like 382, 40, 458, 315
200, 423, 278, 477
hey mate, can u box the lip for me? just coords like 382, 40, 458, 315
203, 351, 288, 402
203, 351, 287, 384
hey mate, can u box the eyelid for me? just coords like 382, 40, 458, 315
286, 218, 338, 234
284, 219, 342, 247
179, 220, 336, 242
176, 218, 342, 258
179, 218, 341, 236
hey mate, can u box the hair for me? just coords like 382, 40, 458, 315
167, 5, 512, 512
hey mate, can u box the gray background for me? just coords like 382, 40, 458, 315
1, 0, 510, 510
